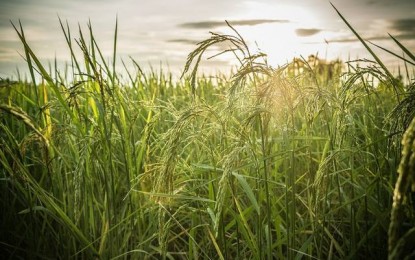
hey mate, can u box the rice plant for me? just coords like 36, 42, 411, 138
0, 4, 414, 260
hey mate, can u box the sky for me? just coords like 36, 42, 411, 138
0, 0, 414, 80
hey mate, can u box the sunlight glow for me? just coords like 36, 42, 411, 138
221, 2, 342, 67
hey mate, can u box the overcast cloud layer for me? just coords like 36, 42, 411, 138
179, 19, 289, 29
0, 0, 414, 79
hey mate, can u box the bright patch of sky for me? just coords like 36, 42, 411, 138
0, 0, 414, 79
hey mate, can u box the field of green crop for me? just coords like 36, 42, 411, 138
1, 7, 415, 260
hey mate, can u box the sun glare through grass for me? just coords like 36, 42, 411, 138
193, 3, 360, 74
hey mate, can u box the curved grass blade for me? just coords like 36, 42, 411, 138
330, 3, 400, 98
232, 172, 260, 215
368, 40, 415, 66
388, 33, 415, 63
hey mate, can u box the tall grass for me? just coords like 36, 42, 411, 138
0, 5, 414, 259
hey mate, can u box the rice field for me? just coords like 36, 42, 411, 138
1, 7, 415, 260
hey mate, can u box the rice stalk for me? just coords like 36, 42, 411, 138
389, 117, 415, 259
0, 104, 49, 147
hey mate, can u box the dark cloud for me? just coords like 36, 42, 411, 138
364, 0, 415, 7
328, 18, 415, 43
366, 0, 377, 5
167, 38, 238, 53
328, 33, 415, 43
167, 39, 200, 45
295, 28, 322, 37
391, 19, 415, 33
0, 49, 10, 55
178, 19, 289, 29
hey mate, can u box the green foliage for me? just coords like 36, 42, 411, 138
1, 7, 414, 259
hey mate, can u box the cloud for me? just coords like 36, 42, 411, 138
328, 18, 415, 43
295, 28, 322, 37
168, 38, 237, 52
178, 19, 289, 29
167, 37, 241, 54
364, 0, 415, 7
366, 0, 377, 5
327, 33, 415, 43
390, 19, 415, 34
167, 39, 200, 45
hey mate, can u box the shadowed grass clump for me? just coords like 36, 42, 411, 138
1, 4, 415, 260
